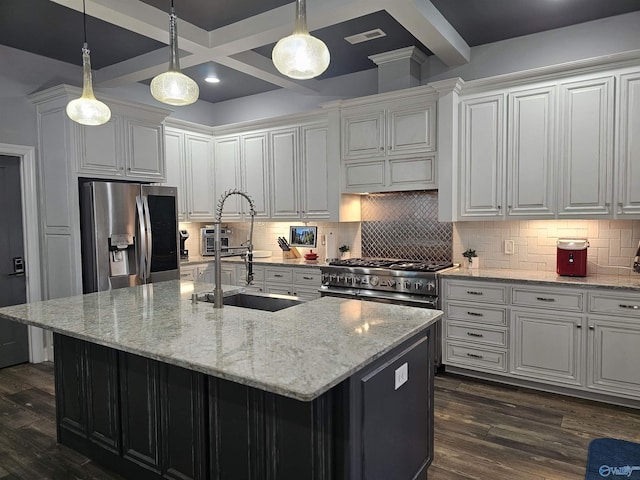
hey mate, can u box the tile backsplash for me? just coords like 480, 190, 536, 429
454, 219, 640, 276
179, 220, 361, 262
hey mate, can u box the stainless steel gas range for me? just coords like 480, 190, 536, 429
319, 258, 454, 368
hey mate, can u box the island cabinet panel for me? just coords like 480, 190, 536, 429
54, 334, 86, 438
86, 343, 120, 453
119, 352, 161, 472
348, 334, 433, 480
208, 377, 337, 480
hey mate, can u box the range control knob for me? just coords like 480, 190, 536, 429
387, 279, 397, 288
415, 281, 424, 290
426, 281, 435, 292
370, 276, 379, 286
404, 280, 411, 289
354, 276, 361, 284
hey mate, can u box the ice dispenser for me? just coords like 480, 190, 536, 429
556, 238, 589, 277
109, 234, 135, 277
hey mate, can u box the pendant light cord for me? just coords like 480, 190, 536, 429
82, 0, 87, 44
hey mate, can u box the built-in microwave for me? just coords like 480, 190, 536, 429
201, 227, 231, 256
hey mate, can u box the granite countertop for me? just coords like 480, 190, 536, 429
182, 255, 324, 269
0, 280, 441, 401
441, 267, 640, 292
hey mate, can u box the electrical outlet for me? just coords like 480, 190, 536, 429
504, 239, 514, 255
395, 363, 408, 390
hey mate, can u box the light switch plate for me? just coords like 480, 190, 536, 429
504, 239, 514, 255
395, 363, 408, 390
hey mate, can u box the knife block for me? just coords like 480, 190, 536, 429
282, 247, 300, 259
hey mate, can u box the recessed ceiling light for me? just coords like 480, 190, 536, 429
205, 76, 220, 84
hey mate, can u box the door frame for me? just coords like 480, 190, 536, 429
0, 143, 46, 363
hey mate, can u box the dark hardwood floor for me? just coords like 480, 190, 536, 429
0, 362, 639, 479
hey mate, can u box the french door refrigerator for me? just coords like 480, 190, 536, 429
80, 181, 180, 293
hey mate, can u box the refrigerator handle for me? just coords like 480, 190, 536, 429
142, 195, 153, 280
136, 195, 147, 282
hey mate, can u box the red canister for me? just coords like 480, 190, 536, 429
556, 238, 589, 277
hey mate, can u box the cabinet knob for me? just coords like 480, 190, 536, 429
497, 205, 502, 210
128, 167, 131, 171
588, 325, 595, 330
576, 324, 582, 329
380, 147, 384, 151
388, 146, 392, 150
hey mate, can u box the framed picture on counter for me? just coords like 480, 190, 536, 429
289, 226, 317, 248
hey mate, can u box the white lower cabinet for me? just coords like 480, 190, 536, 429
442, 277, 640, 402
510, 309, 583, 386
264, 266, 321, 300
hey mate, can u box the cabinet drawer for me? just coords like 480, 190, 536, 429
293, 269, 321, 286
589, 291, 640, 318
293, 286, 321, 301
443, 281, 508, 304
445, 342, 507, 372
512, 287, 584, 311
266, 285, 293, 296
446, 322, 507, 347
265, 268, 293, 284
445, 303, 508, 326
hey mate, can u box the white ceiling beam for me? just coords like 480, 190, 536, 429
386, 0, 470, 66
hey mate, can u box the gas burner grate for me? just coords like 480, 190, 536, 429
329, 258, 453, 272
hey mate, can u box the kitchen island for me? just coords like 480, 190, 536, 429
0, 280, 442, 480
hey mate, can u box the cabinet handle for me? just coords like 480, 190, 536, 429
466, 332, 484, 338
466, 353, 484, 359
467, 311, 484, 317
497, 205, 502, 210
379, 147, 384, 151
619, 304, 640, 310
128, 167, 131, 171
576, 324, 582, 329
589, 325, 595, 330
274, 274, 283, 277
466, 291, 483, 296
302, 276, 313, 280
536, 297, 555, 302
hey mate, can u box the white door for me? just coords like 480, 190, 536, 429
300, 123, 331, 220
185, 133, 215, 221
269, 128, 300, 219
617, 71, 640, 217
0, 155, 29, 367
214, 136, 242, 221
242, 132, 270, 218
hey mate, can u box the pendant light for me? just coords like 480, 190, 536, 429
150, 0, 199, 106
66, 0, 111, 126
272, 0, 330, 80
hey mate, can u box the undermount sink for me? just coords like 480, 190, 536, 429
195, 291, 303, 312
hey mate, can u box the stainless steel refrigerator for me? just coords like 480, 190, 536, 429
80, 181, 180, 293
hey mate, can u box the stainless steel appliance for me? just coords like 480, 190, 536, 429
201, 226, 231, 256
80, 181, 179, 293
319, 258, 454, 368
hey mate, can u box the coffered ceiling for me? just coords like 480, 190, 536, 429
2, 0, 639, 104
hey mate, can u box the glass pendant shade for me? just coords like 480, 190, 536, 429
66, 44, 111, 126
272, 0, 330, 80
150, 8, 199, 106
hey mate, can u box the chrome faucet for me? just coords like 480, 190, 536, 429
213, 189, 256, 308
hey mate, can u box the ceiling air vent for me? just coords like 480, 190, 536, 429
345, 29, 387, 45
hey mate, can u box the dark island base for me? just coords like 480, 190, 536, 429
53, 328, 434, 480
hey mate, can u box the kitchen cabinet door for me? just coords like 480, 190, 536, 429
185, 133, 215, 221
459, 93, 506, 218
616, 71, 640, 217
300, 123, 331, 220
241, 132, 270, 218
586, 316, 640, 398
214, 136, 242, 221
163, 129, 188, 221
557, 75, 614, 217
341, 109, 385, 160
77, 116, 125, 177
125, 118, 165, 181
510, 310, 584, 387
387, 102, 436, 156
507, 86, 556, 217
269, 127, 300, 219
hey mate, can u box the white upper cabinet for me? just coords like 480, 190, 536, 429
164, 126, 215, 222
214, 135, 242, 221
340, 87, 438, 194
342, 96, 436, 160
269, 127, 300, 219
459, 93, 506, 218
300, 122, 332, 220
241, 132, 270, 219
507, 86, 556, 217
616, 70, 640, 217
456, 71, 619, 221
557, 75, 614, 216
77, 115, 165, 182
